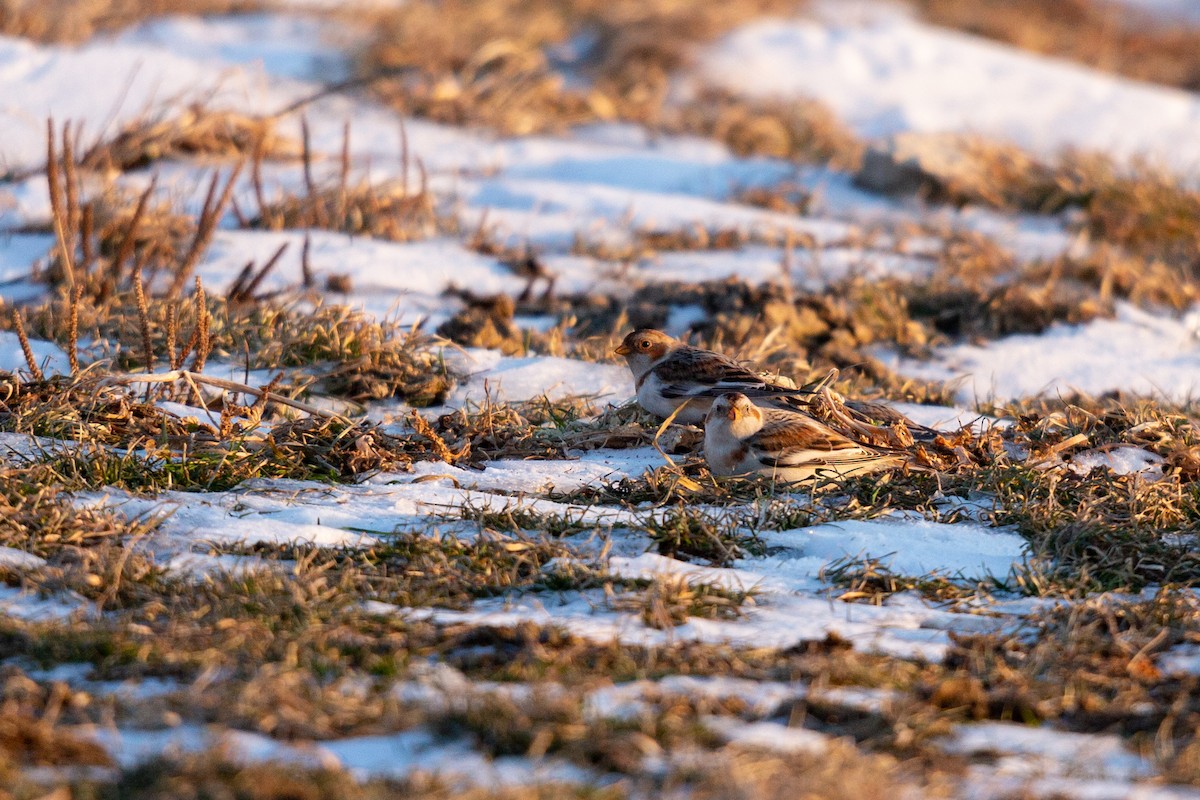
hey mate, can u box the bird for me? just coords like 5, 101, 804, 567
614, 328, 814, 426
703, 392, 907, 483
613, 329, 939, 446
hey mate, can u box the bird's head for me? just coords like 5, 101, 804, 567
707, 392, 760, 426
614, 329, 675, 365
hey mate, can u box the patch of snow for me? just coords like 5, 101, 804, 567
701, 14, 1200, 173
83, 490, 382, 549
703, 717, 830, 755
813, 685, 899, 713
585, 676, 803, 723
0, 585, 89, 621
0, 232, 51, 280
942, 722, 1154, 781
890, 303, 1200, 405
1112, 0, 1200, 25
0, 331, 69, 377
448, 351, 633, 406
87, 723, 599, 789
115, 14, 355, 83
1066, 447, 1165, 479
757, 516, 1025, 581
1158, 643, 1200, 677
0, 547, 47, 570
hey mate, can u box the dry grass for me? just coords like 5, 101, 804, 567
912, 0, 1200, 92
6, 5, 1200, 796
0, 0, 266, 43
245, 120, 452, 244
83, 105, 298, 173
6, 290, 454, 405
32, 121, 239, 302
0, 463, 152, 558
820, 554, 985, 605
354, 0, 864, 169
612, 573, 755, 629
0, 373, 461, 493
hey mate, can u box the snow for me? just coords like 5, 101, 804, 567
889, 303, 1200, 405
942, 722, 1154, 781
447, 351, 634, 406
0, 585, 88, 620
82, 723, 600, 788
0, 330, 69, 376
1157, 643, 1200, 677
757, 517, 1025, 580
1113, 0, 1200, 25
0, 546, 46, 570
397, 513, 1025, 662
0, 35, 275, 174
704, 717, 830, 755
1066, 446, 1165, 479
585, 676, 804, 722
116, 14, 355, 83
1, 7, 1196, 796
0, 232, 52, 281
701, 12, 1200, 172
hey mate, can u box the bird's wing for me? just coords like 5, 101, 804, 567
844, 400, 940, 438
653, 348, 812, 400
749, 415, 892, 468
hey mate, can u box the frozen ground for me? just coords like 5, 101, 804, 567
1, 3, 1198, 797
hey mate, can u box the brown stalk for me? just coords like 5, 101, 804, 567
176, 318, 198, 371
236, 241, 289, 303
399, 118, 410, 197
67, 280, 81, 375
300, 115, 328, 229
408, 410, 468, 463
245, 371, 284, 426
79, 204, 95, 279
62, 121, 81, 252
190, 277, 211, 373
167, 162, 244, 298
46, 119, 75, 289
133, 268, 153, 372
11, 311, 44, 382
226, 259, 256, 302
337, 121, 351, 224
109, 178, 156, 294
251, 132, 270, 226
301, 233, 313, 288
165, 301, 178, 371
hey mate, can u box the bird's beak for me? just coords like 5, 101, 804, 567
614, 344, 632, 356
726, 407, 738, 421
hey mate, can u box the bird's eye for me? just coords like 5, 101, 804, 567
639, 341, 650, 349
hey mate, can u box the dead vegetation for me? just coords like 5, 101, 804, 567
5, 4, 1200, 796
355, 0, 862, 167
912, 0, 1200, 92
82, 105, 298, 173
0, 0, 266, 44
244, 120, 453, 243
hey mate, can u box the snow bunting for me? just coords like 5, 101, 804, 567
614, 328, 812, 425
703, 392, 905, 483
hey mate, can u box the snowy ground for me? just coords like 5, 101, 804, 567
2, 2, 1200, 797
